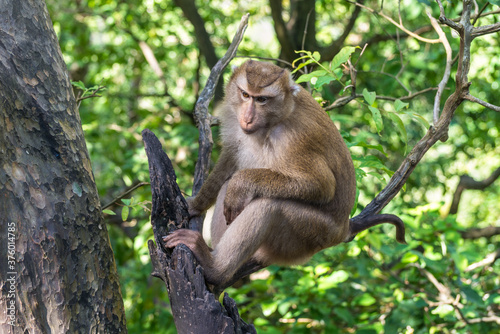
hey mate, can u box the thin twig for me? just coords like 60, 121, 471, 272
102, 182, 150, 210
464, 94, 500, 111
360, 70, 411, 94
301, 9, 313, 51
347, 0, 441, 43
465, 250, 500, 272
472, 1, 489, 26
76, 85, 105, 109
436, 0, 462, 31
472, 22, 500, 38
325, 87, 437, 110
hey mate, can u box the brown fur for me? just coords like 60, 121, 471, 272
164, 61, 400, 286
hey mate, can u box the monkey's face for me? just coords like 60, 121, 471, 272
228, 60, 297, 135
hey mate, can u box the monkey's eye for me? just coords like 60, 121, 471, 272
256, 96, 268, 104
241, 90, 250, 99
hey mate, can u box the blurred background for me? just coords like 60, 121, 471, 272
46, 0, 499, 333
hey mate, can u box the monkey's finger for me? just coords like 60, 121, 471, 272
163, 230, 192, 247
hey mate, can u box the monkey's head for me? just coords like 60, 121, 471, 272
226, 60, 300, 135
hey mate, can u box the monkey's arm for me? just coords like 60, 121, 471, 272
190, 148, 238, 215
224, 163, 336, 223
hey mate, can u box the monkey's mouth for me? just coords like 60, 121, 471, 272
240, 123, 260, 134
241, 127, 258, 135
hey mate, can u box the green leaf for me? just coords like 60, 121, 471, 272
356, 293, 377, 306
72, 80, 86, 90
333, 68, 343, 80
333, 307, 355, 326
431, 304, 454, 318
350, 186, 359, 216
121, 198, 131, 205
317, 270, 349, 290
394, 99, 409, 112
312, 51, 321, 61
488, 0, 500, 6
368, 106, 383, 133
357, 155, 385, 169
103, 209, 116, 215
366, 171, 386, 182
261, 301, 278, 316
408, 112, 430, 130
295, 70, 327, 84
362, 88, 376, 106
401, 252, 419, 264
314, 264, 330, 276
330, 46, 357, 70
121, 206, 130, 221
348, 141, 387, 156
291, 58, 315, 73
312, 74, 335, 88
388, 112, 408, 149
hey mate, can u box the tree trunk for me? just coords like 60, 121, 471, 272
0, 0, 127, 333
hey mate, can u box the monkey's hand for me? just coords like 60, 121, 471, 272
163, 230, 222, 285
163, 229, 213, 260
223, 181, 253, 225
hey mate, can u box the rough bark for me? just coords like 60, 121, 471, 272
0, 0, 126, 333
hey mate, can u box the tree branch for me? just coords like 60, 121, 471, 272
269, 0, 297, 62
190, 13, 249, 232
173, 0, 224, 100
449, 167, 500, 214
123, 29, 188, 112
321, 1, 363, 61
351, 1, 479, 221
460, 226, 500, 240
465, 249, 500, 272
102, 181, 150, 210
325, 88, 437, 110
472, 22, 500, 38
464, 93, 500, 112
143, 129, 255, 333
427, 10, 453, 124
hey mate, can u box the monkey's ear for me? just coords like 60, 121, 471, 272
289, 76, 300, 96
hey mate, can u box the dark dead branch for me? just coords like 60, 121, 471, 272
142, 14, 256, 333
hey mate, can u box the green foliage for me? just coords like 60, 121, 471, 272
48, 0, 499, 332
72, 80, 106, 99
229, 205, 499, 333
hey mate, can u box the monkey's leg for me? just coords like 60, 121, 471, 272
210, 181, 229, 248
204, 198, 278, 286
251, 200, 350, 265
164, 198, 275, 286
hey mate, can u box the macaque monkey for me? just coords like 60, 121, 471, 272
164, 60, 405, 287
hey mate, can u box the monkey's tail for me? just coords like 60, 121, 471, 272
347, 214, 407, 244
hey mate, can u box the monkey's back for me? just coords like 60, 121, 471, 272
289, 87, 356, 225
